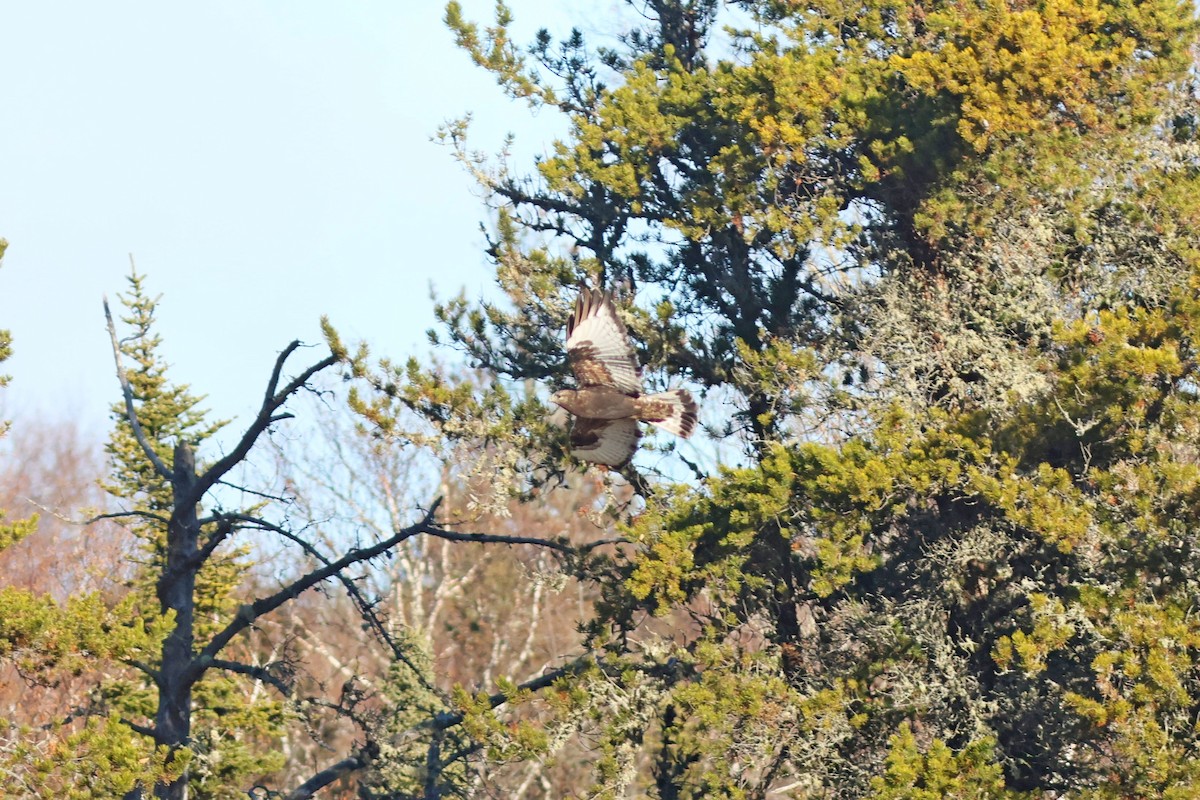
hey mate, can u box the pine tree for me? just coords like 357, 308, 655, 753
105, 268, 223, 512
102, 269, 285, 798
352, 0, 1200, 794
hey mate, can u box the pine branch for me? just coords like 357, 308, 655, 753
104, 296, 173, 482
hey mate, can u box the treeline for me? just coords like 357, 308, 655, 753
5, 0, 1200, 797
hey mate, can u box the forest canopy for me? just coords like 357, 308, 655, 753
5, 0, 1200, 797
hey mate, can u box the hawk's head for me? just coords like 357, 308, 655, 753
549, 389, 575, 408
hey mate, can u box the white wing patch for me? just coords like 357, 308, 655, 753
566, 288, 642, 395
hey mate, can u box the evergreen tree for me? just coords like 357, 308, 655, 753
103, 269, 285, 798
352, 0, 1200, 794
4, 267, 349, 799
105, 269, 223, 511
0, 247, 179, 796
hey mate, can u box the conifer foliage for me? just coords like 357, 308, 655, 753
103, 271, 284, 798
358, 0, 1200, 795
6, 0, 1200, 796
0, 240, 36, 554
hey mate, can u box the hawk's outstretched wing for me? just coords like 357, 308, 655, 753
567, 288, 642, 395
570, 416, 640, 466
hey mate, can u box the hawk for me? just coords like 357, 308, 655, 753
550, 287, 698, 466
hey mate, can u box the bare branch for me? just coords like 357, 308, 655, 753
121, 717, 157, 738
185, 346, 339, 508
213, 479, 293, 504
580, 537, 631, 551
420, 526, 576, 554
191, 516, 235, 566
120, 657, 160, 680
22, 501, 170, 529
284, 751, 373, 800
82, 508, 171, 527
103, 295, 172, 481
264, 340, 303, 403
191, 498, 444, 678
204, 657, 292, 697
204, 511, 445, 699
204, 513, 323, 556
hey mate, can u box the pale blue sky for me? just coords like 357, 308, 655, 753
0, 2, 605, 436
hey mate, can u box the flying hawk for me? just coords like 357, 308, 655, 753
550, 287, 698, 466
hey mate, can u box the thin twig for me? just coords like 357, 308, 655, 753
214, 479, 293, 504
428, 657, 592, 731
83, 509, 171, 526
21, 501, 170, 528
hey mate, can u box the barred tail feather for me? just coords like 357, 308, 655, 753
636, 389, 698, 439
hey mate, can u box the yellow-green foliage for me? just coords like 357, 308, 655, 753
404, 0, 1200, 794
0, 715, 187, 800
992, 594, 1076, 675
0, 248, 179, 798
624, 445, 794, 615
0, 508, 37, 553
869, 724, 1012, 799
101, 271, 283, 798
0, 239, 36, 552
0, 590, 170, 676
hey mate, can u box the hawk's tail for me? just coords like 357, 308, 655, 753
637, 389, 698, 439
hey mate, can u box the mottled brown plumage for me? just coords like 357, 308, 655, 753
551, 288, 698, 465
